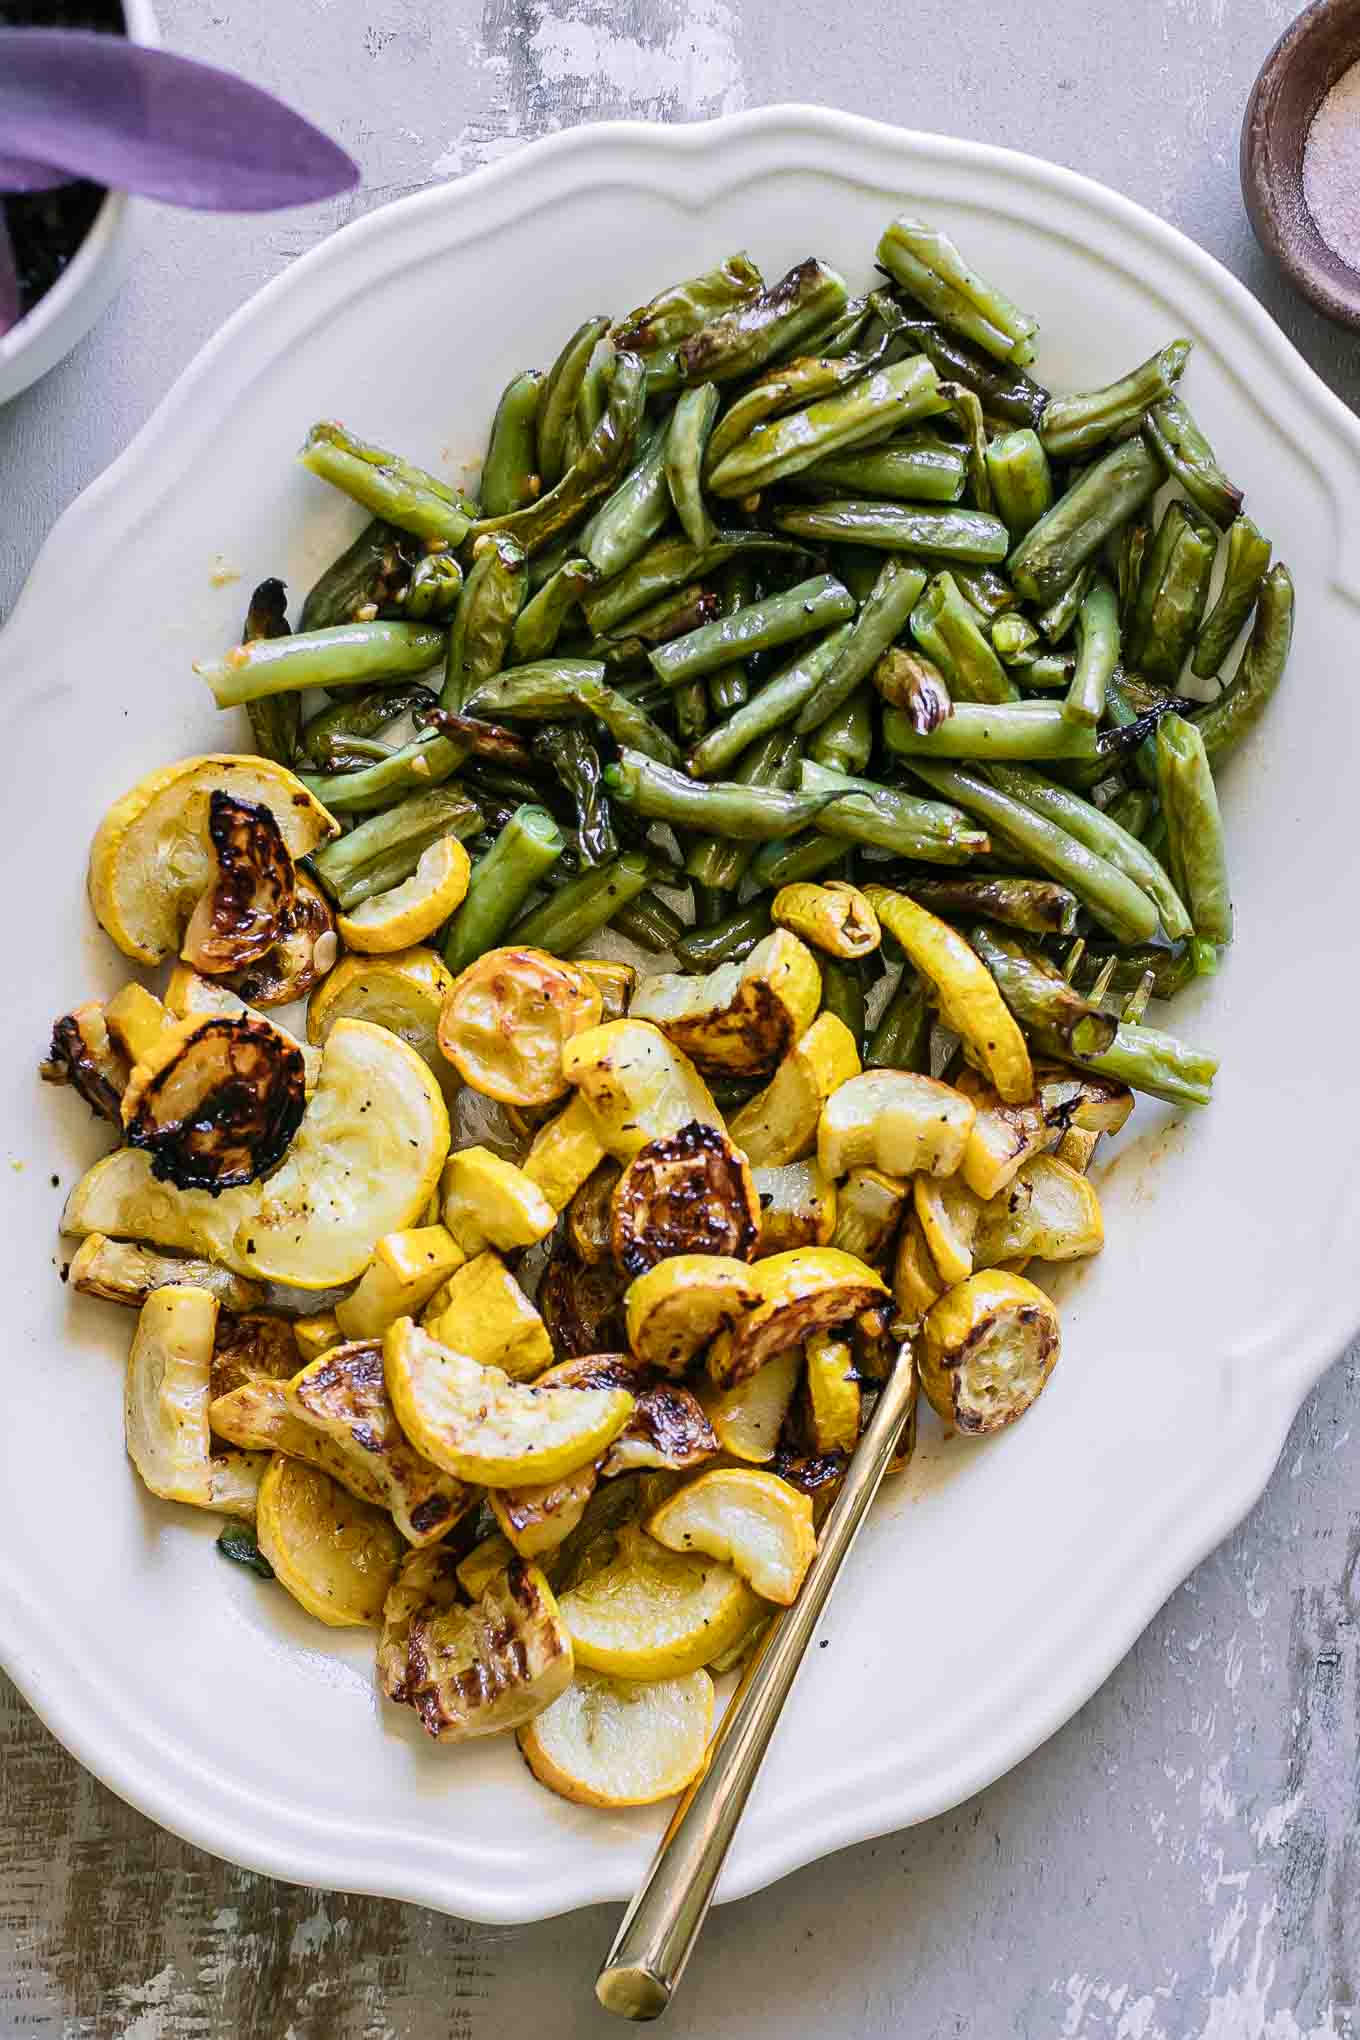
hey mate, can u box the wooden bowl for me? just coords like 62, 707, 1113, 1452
1242, 0, 1360, 327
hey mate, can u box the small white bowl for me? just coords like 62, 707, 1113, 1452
0, 0, 159, 406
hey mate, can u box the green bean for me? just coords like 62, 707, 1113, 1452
575, 336, 615, 447
1116, 518, 1149, 635
773, 500, 1010, 563
1193, 563, 1293, 764
581, 530, 808, 635
479, 369, 545, 517
440, 806, 564, 973
612, 253, 764, 356
829, 544, 885, 605
866, 964, 932, 1071
910, 571, 1016, 704
196, 621, 444, 708
685, 729, 801, 890
525, 529, 577, 596
299, 731, 467, 813
300, 519, 411, 632
536, 316, 611, 490
510, 556, 597, 662
873, 645, 952, 731
648, 574, 854, 687
613, 890, 688, 954
800, 433, 967, 504
441, 533, 527, 710
702, 344, 886, 477
1012, 651, 1077, 692
992, 613, 1042, 665
1036, 563, 1093, 645
938, 381, 992, 511
766, 292, 872, 370
677, 258, 849, 385
577, 676, 684, 768
809, 687, 874, 774
1039, 340, 1189, 460
748, 832, 851, 890
300, 423, 474, 547
511, 850, 654, 954
686, 624, 855, 777
1074, 944, 1195, 1003
1007, 436, 1163, 606
986, 761, 1190, 941
1065, 574, 1120, 728
1033, 1017, 1217, 1109
951, 565, 1018, 621
903, 761, 1158, 942
605, 750, 833, 839
240, 577, 298, 765
311, 787, 482, 908
877, 216, 1038, 366
985, 428, 1053, 542
968, 923, 1118, 1055
708, 665, 748, 715
1128, 501, 1216, 689
800, 759, 990, 864
299, 681, 438, 770
882, 701, 1097, 761
592, 584, 720, 666
216, 1522, 274, 1579
462, 657, 607, 720
1104, 787, 1156, 841
665, 384, 720, 548
889, 874, 1079, 936
708, 356, 945, 497
691, 882, 730, 927
875, 304, 1049, 427
580, 423, 670, 580
795, 556, 927, 734
1145, 391, 1243, 528
532, 725, 614, 866
818, 957, 867, 1052
401, 553, 464, 622
1191, 515, 1272, 678
1155, 713, 1232, 953
473, 351, 646, 556
674, 680, 710, 746
674, 902, 774, 971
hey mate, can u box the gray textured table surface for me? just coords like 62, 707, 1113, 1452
2, 3, 1357, 2034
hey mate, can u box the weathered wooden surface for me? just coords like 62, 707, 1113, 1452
1, 0, 1357, 2032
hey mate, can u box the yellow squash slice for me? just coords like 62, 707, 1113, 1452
817, 1068, 975, 1181
919, 1269, 1061, 1434
624, 1254, 762, 1375
489, 1464, 598, 1560
306, 944, 455, 1097
333, 1225, 465, 1341
456, 1530, 517, 1601
706, 1246, 887, 1389
955, 1064, 1133, 1200
561, 1018, 720, 1161
973, 1153, 1104, 1267
522, 1092, 608, 1211
69, 1232, 264, 1313
284, 1340, 472, 1545
384, 1317, 634, 1487
804, 1329, 861, 1455
703, 1346, 802, 1463
403, 1559, 573, 1742
337, 835, 471, 953
62, 1018, 449, 1289
864, 886, 1034, 1104
751, 1159, 837, 1257
292, 1311, 343, 1363
648, 1467, 815, 1605
893, 1208, 947, 1321
575, 958, 636, 1022
441, 1146, 556, 1256
378, 1542, 464, 1702
726, 1011, 862, 1167
208, 1309, 300, 1400
209, 1375, 387, 1507
256, 1454, 404, 1627
421, 1251, 553, 1380
557, 1524, 760, 1678
162, 967, 323, 1091
519, 1666, 714, 1808
124, 1284, 266, 1517
771, 879, 881, 959
89, 754, 337, 964
611, 1121, 760, 1276
628, 929, 821, 1075
103, 982, 175, 1067
913, 1171, 982, 1286
437, 946, 602, 1106
829, 1168, 908, 1264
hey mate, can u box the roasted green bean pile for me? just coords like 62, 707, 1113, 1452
198, 213, 1296, 1111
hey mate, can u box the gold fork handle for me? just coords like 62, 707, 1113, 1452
595, 1342, 917, 2021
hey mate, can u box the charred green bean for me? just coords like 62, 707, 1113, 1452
1155, 713, 1233, 953
986, 761, 1190, 941
479, 370, 545, 517
1007, 435, 1163, 606
1193, 563, 1294, 763
648, 573, 854, 687
441, 533, 527, 711
774, 499, 1010, 563
968, 923, 1118, 1055
197, 621, 444, 708
442, 805, 565, 972
605, 749, 834, 838
794, 556, 927, 733
883, 701, 1097, 761
1065, 574, 1120, 728
1039, 340, 1189, 460
910, 571, 1016, 703
1191, 515, 1272, 678
877, 216, 1038, 366
300, 423, 474, 547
